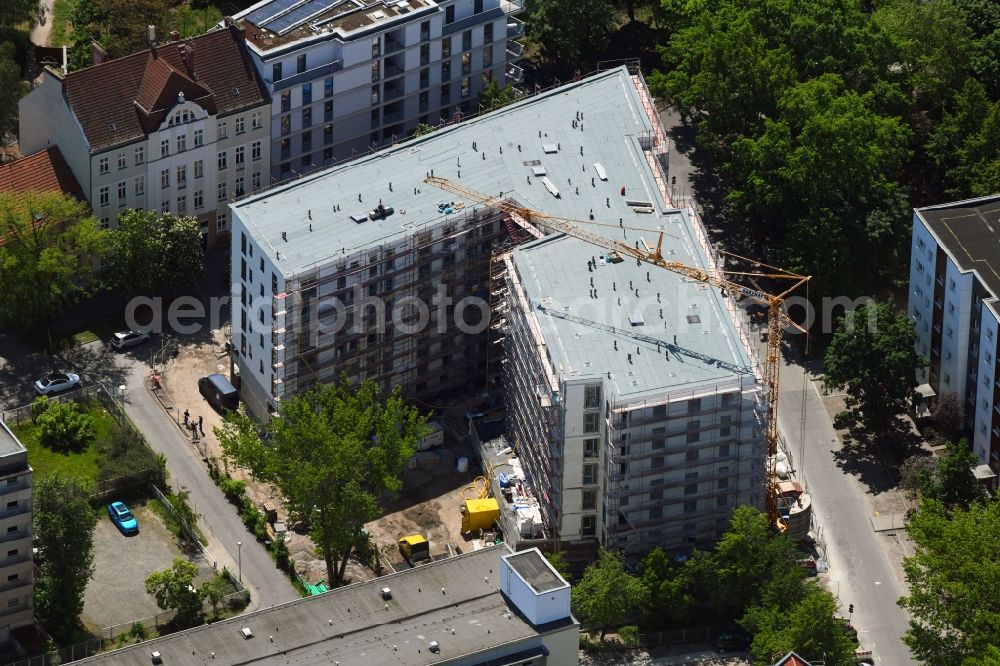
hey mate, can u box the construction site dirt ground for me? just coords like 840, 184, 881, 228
159, 330, 484, 587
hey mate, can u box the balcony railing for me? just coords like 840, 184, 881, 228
501, 0, 525, 14
384, 58, 405, 78
385, 35, 405, 54
506, 40, 524, 59
506, 16, 524, 38
384, 84, 405, 102
506, 63, 523, 83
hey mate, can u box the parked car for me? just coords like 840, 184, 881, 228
33, 372, 81, 396
713, 629, 751, 653
111, 329, 151, 350
108, 501, 138, 535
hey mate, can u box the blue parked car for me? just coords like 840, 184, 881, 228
108, 501, 138, 535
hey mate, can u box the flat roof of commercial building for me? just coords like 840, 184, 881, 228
917, 196, 1000, 302
75, 546, 570, 666
234, 67, 666, 276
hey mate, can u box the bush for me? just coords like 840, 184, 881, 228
273, 533, 290, 572
240, 503, 267, 541
97, 422, 163, 485
619, 625, 639, 646
218, 476, 247, 509
30, 396, 49, 423
37, 401, 94, 452
833, 410, 855, 430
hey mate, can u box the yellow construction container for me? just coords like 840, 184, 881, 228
461, 498, 500, 533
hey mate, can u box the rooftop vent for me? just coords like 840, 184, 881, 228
593, 163, 608, 181
628, 312, 644, 327
350, 212, 368, 224
150, 652, 162, 665
428, 641, 441, 653
686, 314, 701, 324
542, 143, 558, 154
380, 587, 392, 600
531, 165, 546, 176
241, 627, 254, 639
542, 177, 560, 199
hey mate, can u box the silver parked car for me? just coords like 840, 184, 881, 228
111, 330, 151, 350
33, 372, 82, 396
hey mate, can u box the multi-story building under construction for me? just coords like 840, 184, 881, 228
231, 65, 765, 555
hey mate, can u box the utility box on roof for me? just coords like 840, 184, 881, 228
461, 497, 500, 533
499, 548, 571, 626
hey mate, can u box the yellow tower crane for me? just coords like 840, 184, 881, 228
423, 175, 810, 530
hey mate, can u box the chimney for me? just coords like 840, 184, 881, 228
169, 30, 180, 42
223, 16, 246, 42
61, 45, 67, 76
178, 44, 195, 77
148, 24, 156, 47
90, 41, 108, 65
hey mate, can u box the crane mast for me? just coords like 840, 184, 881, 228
423, 175, 809, 529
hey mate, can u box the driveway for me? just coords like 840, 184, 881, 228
82, 504, 214, 631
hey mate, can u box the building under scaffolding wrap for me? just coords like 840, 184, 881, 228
230, 64, 768, 558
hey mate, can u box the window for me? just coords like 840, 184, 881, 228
192, 128, 202, 147
581, 489, 597, 511
252, 171, 261, 190
484, 21, 493, 42
160, 200, 169, 213
235, 176, 245, 197
297, 53, 306, 73
218, 181, 227, 202
684, 500, 697, 513
324, 76, 333, 98
483, 44, 492, 65
6, 526, 15, 534
302, 82, 312, 105
584, 385, 601, 409
5, 550, 15, 557
100, 217, 110, 229
99, 156, 109, 174
651, 455, 664, 469
440, 82, 450, 103
134, 146, 144, 165
218, 121, 227, 139
7, 573, 18, 582
160, 138, 169, 157
252, 141, 261, 161
445, 4, 454, 23
117, 152, 126, 169
685, 449, 699, 462
474, 0, 483, 12
134, 174, 144, 195
6, 501, 15, 510
302, 106, 312, 128
177, 134, 187, 152
581, 515, 596, 537
302, 131, 312, 152
583, 463, 597, 485
7, 597, 17, 607
218, 151, 228, 170
117, 181, 126, 201
584, 438, 598, 458
218, 212, 228, 232
441, 60, 451, 79
272, 62, 282, 82
583, 412, 599, 433
462, 29, 471, 51
949, 278, 956, 291
688, 398, 702, 414
194, 160, 203, 179
99, 186, 109, 206
442, 36, 452, 58
194, 190, 203, 209
177, 194, 186, 215
176, 165, 186, 187
235, 116, 245, 134
281, 114, 290, 136
649, 506, 662, 520
235, 146, 245, 165
461, 76, 470, 98
462, 51, 471, 74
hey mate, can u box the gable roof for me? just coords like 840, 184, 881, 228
60, 24, 269, 154
774, 652, 812, 666
0, 147, 85, 201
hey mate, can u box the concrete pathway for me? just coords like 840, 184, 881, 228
31, 0, 56, 46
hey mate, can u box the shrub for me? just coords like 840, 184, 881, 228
218, 476, 247, 509
240, 503, 267, 541
30, 396, 50, 423
833, 410, 855, 430
38, 401, 94, 452
619, 625, 639, 646
273, 532, 290, 572
97, 422, 162, 485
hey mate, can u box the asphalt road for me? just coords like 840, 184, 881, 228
775, 357, 913, 665
120, 356, 299, 610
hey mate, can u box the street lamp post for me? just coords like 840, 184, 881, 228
237, 541, 243, 583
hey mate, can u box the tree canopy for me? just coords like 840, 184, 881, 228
68, 0, 166, 68
216, 377, 426, 586
0, 192, 106, 330
0, 43, 24, 142
103, 209, 204, 297
33, 475, 97, 644
899, 499, 1000, 665
525, 0, 614, 72
824, 301, 925, 440
572, 549, 648, 640
145, 559, 204, 627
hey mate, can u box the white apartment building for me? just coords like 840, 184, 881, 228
0, 421, 33, 646
19, 24, 271, 248
231, 0, 525, 181
908, 195, 1000, 488
232, 67, 767, 556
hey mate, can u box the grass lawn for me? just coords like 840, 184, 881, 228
50, 0, 76, 47
11, 402, 115, 483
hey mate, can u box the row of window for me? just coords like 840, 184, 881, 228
97, 113, 263, 174
99, 172, 261, 209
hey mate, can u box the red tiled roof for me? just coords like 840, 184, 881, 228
774, 652, 812, 666
62, 24, 269, 154
0, 147, 85, 201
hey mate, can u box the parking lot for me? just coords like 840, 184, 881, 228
81, 503, 216, 631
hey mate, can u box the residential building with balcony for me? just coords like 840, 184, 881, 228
0, 421, 33, 646
908, 195, 1000, 488
18, 24, 271, 248
231, 0, 524, 181
231, 66, 765, 559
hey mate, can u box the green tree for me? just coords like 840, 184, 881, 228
918, 439, 985, 509
926, 78, 1000, 198
200, 576, 226, 620
0, 192, 107, 330
409, 122, 434, 138
545, 551, 571, 579
899, 499, 1000, 665
745, 586, 857, 665
0, 43, 24, 142
103, 210, 204, 297
33, 475, 97, 643
479, 79, 517, 113
571, 549, 648, 640
824, 301, 925, 440
68, 0, 166, 67
526, 0, 614, 72
0, 0, 40, 35
216, 377, 426, 586
145, 559, 204, 627
37, 401, 95, 453
638, 547, 692, 626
